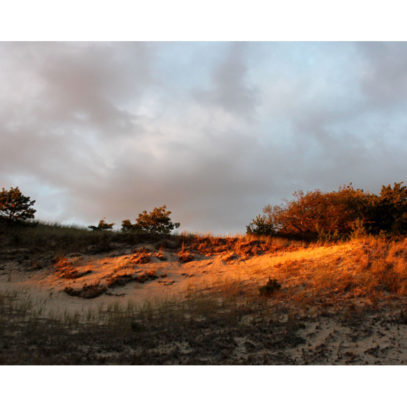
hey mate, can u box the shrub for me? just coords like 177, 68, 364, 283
246, 214, 276, 236
121, 205, 180, 235
121, 219, 137, 232
0, 186, 36, 223
88, 219, 114, 231
269, 185, 371, 239
367, 182, 407, 234
247, 183, 407, 240
259, 278, 281, 297
178, 242, 194, 263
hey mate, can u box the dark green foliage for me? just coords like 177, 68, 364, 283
246, 214, 276, 236
259, 278, 281, 297
0, 186, 36, 223
367, 182, 407, 234
248, 182, 407, 240
121, 205, 180, 235
88, 219, 114, 231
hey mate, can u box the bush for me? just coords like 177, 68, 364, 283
121, 219, 136, 232
246, 214, 276, 236
271, 185, 371, 239
121, 205, 180, 235
247, 183, 407, 240
88, 219, 114, 231
259, 278, 281, 297
0, 186, 36, 223
368, 182, 407, 234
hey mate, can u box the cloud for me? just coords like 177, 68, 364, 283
2, 42, 407, 234
358, 42, 407, 108
194, 42, 258, 119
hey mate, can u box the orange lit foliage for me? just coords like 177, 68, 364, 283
272, 185, 370, 238
88, 219, 114, 231
182, 233, 307, 259
248, 182, 407, 240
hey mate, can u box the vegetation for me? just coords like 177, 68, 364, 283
0, 186, 36, 223
259, 278, 281, 297
248, 182, 407, 240
4, 182, 407, 364
0, 221, 173, 257
88, 218, 114, 231
4, 237, 407, 364
0, 288, 308, 364
121, 205, 180, 235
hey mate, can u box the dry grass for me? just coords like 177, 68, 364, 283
178, 242, 195, 263
0, 222, 310, 265
54, 256, 92, 279
130, 248, 152, 264
184, 233, 309, 258
254, 236, 407, 306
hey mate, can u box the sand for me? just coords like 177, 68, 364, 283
2, 241, 407, 364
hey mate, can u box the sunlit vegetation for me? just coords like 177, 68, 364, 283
4, 183, 407, 364
247, 182, 407, 240
88, 218, 114, 231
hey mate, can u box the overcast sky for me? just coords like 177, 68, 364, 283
1, 42, 407, 234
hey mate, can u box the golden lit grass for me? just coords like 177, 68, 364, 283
182, 232, 310, 259
6, 220, 407, 313
253, 236, 407, 306
33, 233, 407, 309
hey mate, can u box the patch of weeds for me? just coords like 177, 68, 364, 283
64, 284, 107, 299
178, 242, 194, 263
259, 278, 281, 297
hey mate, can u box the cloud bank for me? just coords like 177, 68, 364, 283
1, 42, 407, 234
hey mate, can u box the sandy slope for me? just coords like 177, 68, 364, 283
3, 240, 407, 364
0, 242, 353, 314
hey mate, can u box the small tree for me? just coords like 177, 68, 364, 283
121, 219, 135, 232
121, 205, 180, 234
246, 214, 275, 236
0, 186, 36, 223
88, 218, 114, 231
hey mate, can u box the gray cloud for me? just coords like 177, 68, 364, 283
194, 42, 257, 119
2, 42, 407, 234
358, 42, 407, 107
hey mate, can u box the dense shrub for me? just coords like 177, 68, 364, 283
121, 205, 180, 235
0, 186, 36, 223
248, 182, 407, 240
367, 182, 407, 235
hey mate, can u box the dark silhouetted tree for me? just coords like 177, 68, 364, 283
121, 205, 180, 234
368, 182, 407, 234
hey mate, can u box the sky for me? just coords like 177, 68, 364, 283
1, 42, 407, 234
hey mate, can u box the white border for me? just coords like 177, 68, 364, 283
0, 0, 406, 40
0, 366, 405, 407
